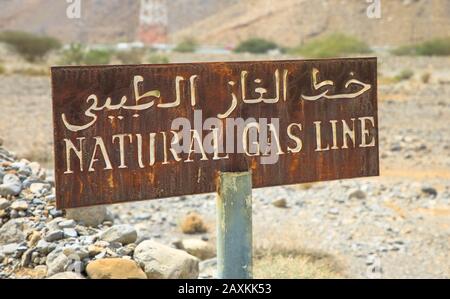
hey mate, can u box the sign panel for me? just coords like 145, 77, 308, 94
51, 58, 379, 208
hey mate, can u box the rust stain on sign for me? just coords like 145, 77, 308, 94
51, 58, 379, 209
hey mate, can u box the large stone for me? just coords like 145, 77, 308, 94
62, 244, 89, 260
199, 258, 217, 278
99, 225, 137, 245
0, 243, 20, 255
0, 219, 26, 245
65, 205, 108, 227
0, 198, 10, 210
177, 239, 215, 260
63, 228, 78, 238
44, 230, 64, 242
46, 248, 69, 277
11, 200, 29, 211
45, 217, 65, 231
47, 272, 85, 279
134, 240, 199, 279
29, 183, 48, 195
28, 162, 42, 176
36, 239, 51, 254
58, 219, 76, 228
12, 161, 31, 176
86, 258, 146, 279
0, 174, 22, 197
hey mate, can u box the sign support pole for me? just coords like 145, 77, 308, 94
216, 171, 253, 279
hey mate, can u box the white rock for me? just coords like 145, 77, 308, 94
46, 217, 65, 231
65, 205, 108, 227
0, 198, 10, 210
0, 243, 20, 255
58, 219, 76, 228
100, 225, 137, 245
11, 200, 28, 211
0, 174, 22, 197
63, 228, 78, 238
46, 250, 69, 277
45, 230, 64, 242
0, 219, 26, 245
28, 162, 46, 179
29, 183, 46, 194
178, 239, 216, 260
134, 240, 199, 279
36, 239, 51, 254
62, 245, 89, 259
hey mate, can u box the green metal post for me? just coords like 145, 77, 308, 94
216, 171, 253, 279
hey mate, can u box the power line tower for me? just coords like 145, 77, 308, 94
138, 0, 168, 44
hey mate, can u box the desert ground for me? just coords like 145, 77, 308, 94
0, 53, 449, 278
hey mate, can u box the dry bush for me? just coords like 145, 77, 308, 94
253, 222, 346, 278
394, 69, 414, 82
297, 182, 314, 190
180, 212, 208, 234
253, 247, 344, 279
392, 37, 450, 56
147, 53, 169, 64
421, 72, 431, 84
0, 30, 61, 62
174, 37, 198, 53
116, 48, 146, 64
234, 38, 279, 54
291, 33, 371, 58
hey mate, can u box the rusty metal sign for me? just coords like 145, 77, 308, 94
51, 58, 379, 209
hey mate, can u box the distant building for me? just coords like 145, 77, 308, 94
138, 0, 168, 44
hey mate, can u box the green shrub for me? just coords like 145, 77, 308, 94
83, 49, 112, 65
116, 48, 146, 64
292, 33, 371, 58
391, 45, 416, 56
394, 69, 414, 81
174, 38, 198, 53
59, 43, 85, 65
392, 37, 450, 56
234, 38, 279, 54
58, 45, 114, 66
148, 53, 169, 64
0, 31, 61, 62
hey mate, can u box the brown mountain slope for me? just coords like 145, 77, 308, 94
171, 0, 450, 47
0, 0, 140, 43
0, 0, 237, 44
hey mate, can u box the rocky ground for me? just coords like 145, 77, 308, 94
0, 54, 449, 278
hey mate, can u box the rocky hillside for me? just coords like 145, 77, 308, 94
0, 0, 236, 44
172, 0, 450, 47
0, 0, 140, 43
1, 0, 449, 47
